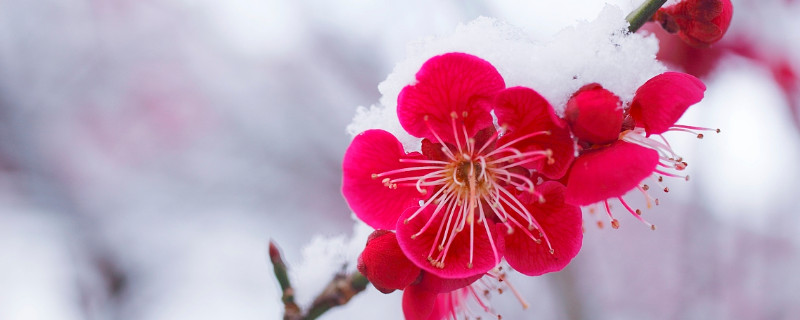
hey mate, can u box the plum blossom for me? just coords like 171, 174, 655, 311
342, 53, 582, 279
358, 230, 525, 320
563, 72, 713, 229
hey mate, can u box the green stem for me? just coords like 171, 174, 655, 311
625, 0, 668, 33
269, 241, 302, 320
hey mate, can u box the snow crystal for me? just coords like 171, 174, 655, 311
347, 5, 665, 152
291, 218, 373, 307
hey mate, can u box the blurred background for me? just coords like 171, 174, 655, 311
1, 0, 798, 319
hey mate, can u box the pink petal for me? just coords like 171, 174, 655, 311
415, 271, 482, 293
396, 204, 502, 279
564, 83, 623, 145
397, 53, 504, 145
494, 87, 575, 179
342, 129, 431, 229
501, 182, 583, 276
357, 230, 422, 294
565, 141, 660, 205
426, 289, 469, 320
629, 72, 706, 135
402, 283, 438, 320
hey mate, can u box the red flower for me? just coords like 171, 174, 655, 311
358, 231, 526, 320
343, 53, 582, 279
654, 0, 734, 48
356, 230, 480, 319
564, 72, 710, 228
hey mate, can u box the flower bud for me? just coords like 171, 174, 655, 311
564, 84, 623, 145
655, 0, 733, 48
357, 230, 421, 294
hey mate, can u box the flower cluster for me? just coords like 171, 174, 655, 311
344, 53, 582, 319
342, 49, 712, 319
563, 72, 713, 229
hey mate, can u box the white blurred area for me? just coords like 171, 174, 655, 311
1, 1, 798, 320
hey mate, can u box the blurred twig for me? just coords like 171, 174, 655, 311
269, 241, 302, 319
269, 240, 369, 320
304, 271, 369, 320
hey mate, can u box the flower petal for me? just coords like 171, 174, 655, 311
357, 230, 422, 294
425, 293, 455, 320
397, 53, 504, 145
564, 83, 623, 145
565, 141, 659, 205
426, 289, 470, 320
501, 182, 583, 276
396, 204, 502, 279
342, 129, 431, 229
402, 283, 438, 320
629, 72, 706, 136
494, 87, 575, 179
415, 271, 482, 294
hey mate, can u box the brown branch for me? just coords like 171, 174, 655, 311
304, 271, 369, 320
269, 240, 370, 320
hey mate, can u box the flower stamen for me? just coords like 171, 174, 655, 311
617, 197, 655, 230
603, 200, 620, 229
483, 130, 551, 158
424, 116, 458, 161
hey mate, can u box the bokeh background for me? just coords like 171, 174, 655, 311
1, 0, 799, 319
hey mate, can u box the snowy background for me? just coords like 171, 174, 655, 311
1, 0, 799, 319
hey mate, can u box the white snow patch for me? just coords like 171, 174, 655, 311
347, 5, 665, 152
291, 219, 373, 307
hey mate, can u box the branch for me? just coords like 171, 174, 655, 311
304, 271, 369, 320
625, 0, 668, 33
269, 241, 302, 320
269, 240, 370, 320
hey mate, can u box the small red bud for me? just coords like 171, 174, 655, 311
565, 84, 624, 145
655, 0, 734, 48
358, 230, 421, 294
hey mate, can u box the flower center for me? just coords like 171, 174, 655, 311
371, 113, 558, 271
454, 159, 480, 185
450, 156, 491, 199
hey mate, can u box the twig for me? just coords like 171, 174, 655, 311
304, 271, 369, 320
269, 241, 302, 320
625, 0, 668, 33
269, 240, 370, 320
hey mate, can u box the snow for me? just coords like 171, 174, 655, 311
347, 5, 665, 152
292, 219, 373, 307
